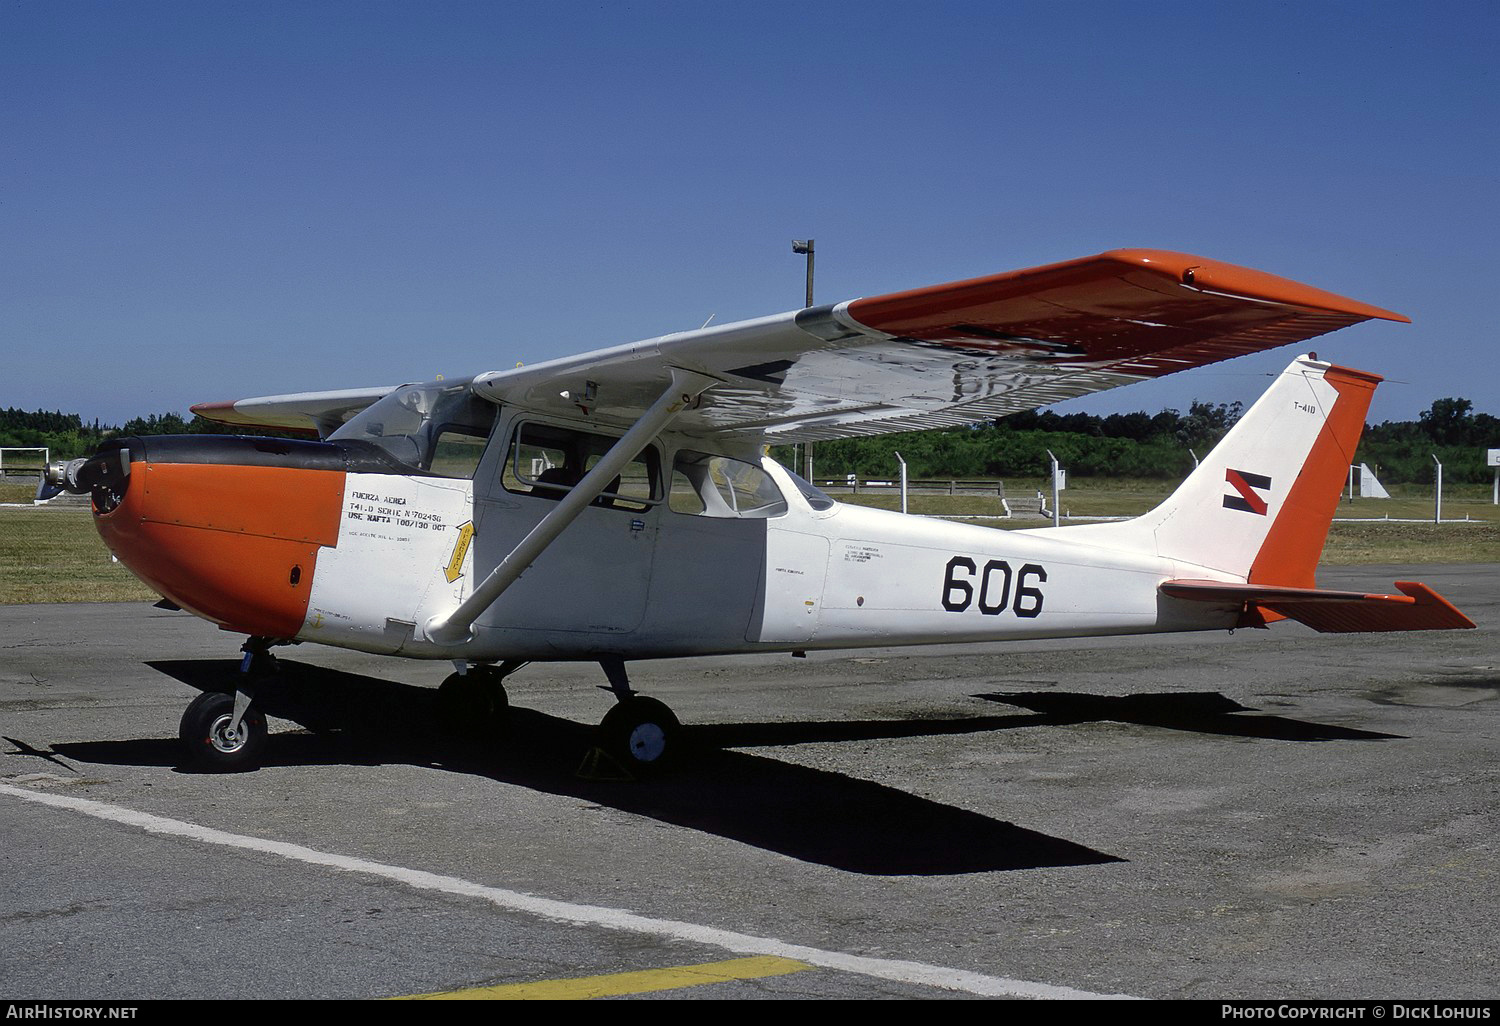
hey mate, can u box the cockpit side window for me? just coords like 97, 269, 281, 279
429, 426, 491, 479
669, 451, 788, 519
501, 421, 661, 513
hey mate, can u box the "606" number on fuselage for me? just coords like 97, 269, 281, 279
941, 557, 1046, 618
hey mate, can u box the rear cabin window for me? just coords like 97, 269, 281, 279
501, 422, 660, 513
669, 451, 788, 519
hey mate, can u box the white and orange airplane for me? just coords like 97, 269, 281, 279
41, 249, 1474, 773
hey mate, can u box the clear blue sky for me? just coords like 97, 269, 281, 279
4, 1, 1496, 427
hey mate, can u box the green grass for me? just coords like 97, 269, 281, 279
0, 480, 39, 503
1320, 521, 1500, 565
0, 507, 157, 603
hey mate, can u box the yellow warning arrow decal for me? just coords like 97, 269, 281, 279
444, 521, 475, 583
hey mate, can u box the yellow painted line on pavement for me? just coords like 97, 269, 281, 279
400, 955, 814, 1000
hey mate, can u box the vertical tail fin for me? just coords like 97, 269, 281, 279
1053, 354, 1379, 585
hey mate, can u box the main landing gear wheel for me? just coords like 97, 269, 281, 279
597, 696, 682, 775
436, 669, 510, 740
179, 691, 267, 772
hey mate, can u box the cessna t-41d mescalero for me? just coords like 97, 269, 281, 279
42, 249, 1475, 773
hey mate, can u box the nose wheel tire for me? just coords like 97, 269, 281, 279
597, 696, 682, 774
179, 691, 267, 771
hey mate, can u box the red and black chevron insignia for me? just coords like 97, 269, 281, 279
1223, 468, 1271, 515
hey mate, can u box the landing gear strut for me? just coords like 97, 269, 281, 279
591, 657, 683, 775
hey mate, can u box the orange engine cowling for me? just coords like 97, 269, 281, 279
89, 436, 349, 637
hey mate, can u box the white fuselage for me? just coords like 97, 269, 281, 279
296, 416, 1238, 663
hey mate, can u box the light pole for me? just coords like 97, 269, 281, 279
1432, 453, 1443, 524
1047, 449, 1062, 527
793, 239, 815, 480
792, 239, 815, 308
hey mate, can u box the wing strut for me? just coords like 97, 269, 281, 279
423, 368, 720, 647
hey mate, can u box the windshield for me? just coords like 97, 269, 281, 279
781, 466, 837, 511
330, 379, 497, 477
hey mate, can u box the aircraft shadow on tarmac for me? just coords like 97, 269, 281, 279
973, 691, 1405, 742
38, 660, 1394, 875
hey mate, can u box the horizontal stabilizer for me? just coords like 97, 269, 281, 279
1160, 579, 1476, 633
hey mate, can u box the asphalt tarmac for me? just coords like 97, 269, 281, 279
1, 564, 1495, 1000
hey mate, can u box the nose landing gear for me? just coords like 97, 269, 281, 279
179, 690, 268, 771
178, 637, 279, 771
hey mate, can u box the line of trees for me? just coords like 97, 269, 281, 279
776, 401, 1243, 481
3, 397, 1496, 485
0, 408, 287, 462
0, 407, 110, 460
1359, 399, 1499, 485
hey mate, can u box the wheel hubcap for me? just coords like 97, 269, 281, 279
627, 723, 667, 763
208, 714, 246, 753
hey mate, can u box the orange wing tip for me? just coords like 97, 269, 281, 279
190, 400, 255, 425
846, 248, 1410, 341
1161, 578, 1475, 633
190, 400, 279, 420
1102, 250, 1410, 324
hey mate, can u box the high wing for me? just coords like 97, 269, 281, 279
191, 385, 398, 438
191, 249, 1405, 442
470, 249, 1407, 442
